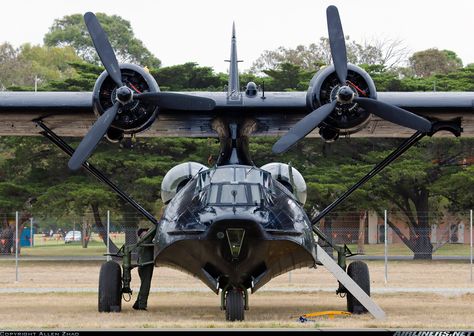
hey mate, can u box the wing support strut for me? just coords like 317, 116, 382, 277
35, 119, 160, 294
316, 245, 386, 320
309, 131, 429, 320
312, 131, 425, 227
34, 119, 160, 227
311, 131, 426, 269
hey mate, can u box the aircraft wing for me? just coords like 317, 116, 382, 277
0, 91, 472, 138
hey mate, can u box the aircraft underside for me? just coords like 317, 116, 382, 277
153, 220, 317, 294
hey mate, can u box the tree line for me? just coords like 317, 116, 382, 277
0, 13, 472, 92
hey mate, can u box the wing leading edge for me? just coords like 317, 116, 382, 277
0, 90, 472, 137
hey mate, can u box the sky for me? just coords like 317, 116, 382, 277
0, 0, 473, 73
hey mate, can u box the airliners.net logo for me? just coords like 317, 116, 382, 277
394, 332, 472, 336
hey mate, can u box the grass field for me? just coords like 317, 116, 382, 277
346, 243, 473, 256
11, 234, 473, 257
0, 291, 473, 329
0, 260, 473, 329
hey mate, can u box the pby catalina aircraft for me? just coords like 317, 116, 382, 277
0, 5, 472, 321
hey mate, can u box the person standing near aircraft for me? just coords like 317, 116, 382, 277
133, 228, 154, 310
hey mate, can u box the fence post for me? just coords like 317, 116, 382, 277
107, 210, 111, 262
30, 217, 33, 248
15, 211, 19, 282
384, 209, 388, 284
470, 209, 472, 282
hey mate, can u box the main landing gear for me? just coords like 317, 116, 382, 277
346, 261, 370, 314
98, 260, 123, 312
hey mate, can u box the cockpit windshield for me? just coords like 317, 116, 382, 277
208, 183, 262, 206
198, 166, 270, 189
196, 166, 270, 207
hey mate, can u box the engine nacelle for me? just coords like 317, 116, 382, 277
161, 162, 208, 204
306, 64, 377, 141
92, 63, 160, 137
260, 163, 307, 205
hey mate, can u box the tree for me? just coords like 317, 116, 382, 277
409, 49, 463, 78
44, 13, 161, 68
432, 139, 474, 212
152, 62, 223, 91
0, 42, 24, 90
359, 37, 410, 69
250, 36, 409, 73
262, 62, 313, 91
361, 64, 403, 91
0, 43, 82, 90
250, 42, 328, 74
363, 139, 466, 259
45, 61, 103, 92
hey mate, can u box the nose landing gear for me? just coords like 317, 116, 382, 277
222, 287, 248, 321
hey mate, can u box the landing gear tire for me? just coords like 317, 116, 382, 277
98, 260, 122, 312
225, 289, 245, 321
346, 261, 370, 314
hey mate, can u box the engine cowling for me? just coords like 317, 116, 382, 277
306, 64, 377, 141
92, 63, 160, 139
260, 163, 307, 205
161, 162, 208, 204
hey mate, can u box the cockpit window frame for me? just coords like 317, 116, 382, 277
197, 166, 272, 191
206, 182, 263, 207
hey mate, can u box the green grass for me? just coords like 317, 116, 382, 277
346, 243, 472, 256
20, 241, 107, 257
32, 233, 126, 246
6, 235, 471, 258
8, 232, 127, 257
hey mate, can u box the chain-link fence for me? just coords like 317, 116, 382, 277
315, 210, 473, 258
0, 210, 471, 256
0, 209, 472, 285
0, 211, 153, 255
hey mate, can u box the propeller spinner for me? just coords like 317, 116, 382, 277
68, 12, 216, 171
272, 6, 432, 154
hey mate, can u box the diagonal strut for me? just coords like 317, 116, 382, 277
311, 131, 426, 227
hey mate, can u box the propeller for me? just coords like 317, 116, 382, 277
326, 5, 347, 86
68, 103, 119, 171
273, 101, 336, 154
272, 5, 432, 154
69, 12, 215, 171
84, 12, 122, 88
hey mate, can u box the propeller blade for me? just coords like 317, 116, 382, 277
272, 101, 337, 154
68, 102, 120, 171
134, 92, 216, 111
84, 12, 123, 87
327, 5, 348, 85
354, 97, 432, 132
